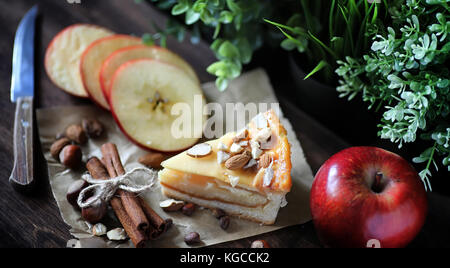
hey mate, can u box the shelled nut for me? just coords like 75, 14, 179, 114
66, 180, 89, 209
50, 138, 71, 161
65, 124, 87, 144
82, 118, 104, 138
251, 240, 271, 248
59, 145, 82, 169
225, 151, 252, 170
139, 153, 166, 169
182, 203, 196, 216
159, 199, 185, 212
92, 223, 107, 237
107, 228, 128, 241
81, 198, 107, 224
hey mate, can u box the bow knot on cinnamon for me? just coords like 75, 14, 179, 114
77, 167, 157, 209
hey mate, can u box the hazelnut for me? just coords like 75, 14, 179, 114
56, 132, 66, 140
65, 124, 87, 144
59, 145, 82, 169
66, 180, 89, 209
251, 240, 271, 248
81, 198, 107, 224
181, 203, 196, 216
50, 138, 71, 161
82, 118, 104, 138
139, 153, 166, 169
219, 216, 230, 230
184, 232, 201, 245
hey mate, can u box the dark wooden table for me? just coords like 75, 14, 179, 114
0, 0, 449, 248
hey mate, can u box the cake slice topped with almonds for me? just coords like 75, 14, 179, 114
159, 110, 292, 224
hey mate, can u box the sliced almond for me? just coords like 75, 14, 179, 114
228, 175, 240, 187
232, 128, 248, 143
217, 150, 231, 164
255, 127, 272, 143
186, 143, 212, 158
244, 158, 257, 169
217, 142, 229, 151
253, 113, 268, 129
230, 143, 244, 154
159, 199, 185, 212
263, 164, 274, 187
260, 153, 273, 169
92, 223, 107, 237
107, 228, 128, 241
260, 137, 276, 150
225, 151, 252, 170
250, 140, 263, 159
239, 140, 249, 147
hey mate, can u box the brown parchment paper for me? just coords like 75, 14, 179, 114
36, 69, 314, 248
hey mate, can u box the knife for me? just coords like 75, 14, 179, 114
9, 6, 38, 191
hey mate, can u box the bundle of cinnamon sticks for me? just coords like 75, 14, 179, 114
86, 143, 170, 248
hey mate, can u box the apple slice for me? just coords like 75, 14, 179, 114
80, 35, 142, 110
100, 45, 199, 100
109, 59, 205, 152
45, 24, 114, 97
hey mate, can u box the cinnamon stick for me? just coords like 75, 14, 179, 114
101, 143, 150, 232
138, 197, 170, 239
86, 157, 147, 248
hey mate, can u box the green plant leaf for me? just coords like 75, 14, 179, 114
218, 41, 240, 59
171, 0, 188, 16
185, 9, 201, 25
304, 60, 328, 80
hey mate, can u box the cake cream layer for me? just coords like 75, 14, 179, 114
159, 169, 269, 208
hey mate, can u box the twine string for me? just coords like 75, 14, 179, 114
77, 167, 157, 209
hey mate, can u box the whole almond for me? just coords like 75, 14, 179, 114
225, 151, 251, 170
65, 124, 87, 144
139, 153, 165, 169
260, 153, 273, 169
50, 138, 71, 161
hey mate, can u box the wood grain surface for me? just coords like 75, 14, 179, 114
0, 0, 449, 248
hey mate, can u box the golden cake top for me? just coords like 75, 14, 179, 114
161, 109, 292, 193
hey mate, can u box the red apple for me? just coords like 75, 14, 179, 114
310, 147, 427, 248
109, 59, 205, 152
45, 24, 114, 97
100, 45, 199, 100
80, 34, 142, 110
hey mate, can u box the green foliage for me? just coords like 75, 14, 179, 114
265, 0, 390, 82
143, 0, 291, 91
336, 0, 450, 190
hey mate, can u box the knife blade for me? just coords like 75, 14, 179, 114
9, 5, 38, 191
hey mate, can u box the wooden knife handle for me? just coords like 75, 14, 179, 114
9, 96, 35, 191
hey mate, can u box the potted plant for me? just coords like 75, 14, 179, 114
334, 0, 450, 190
141, 0, 298, 90
263, 1, 391, 132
